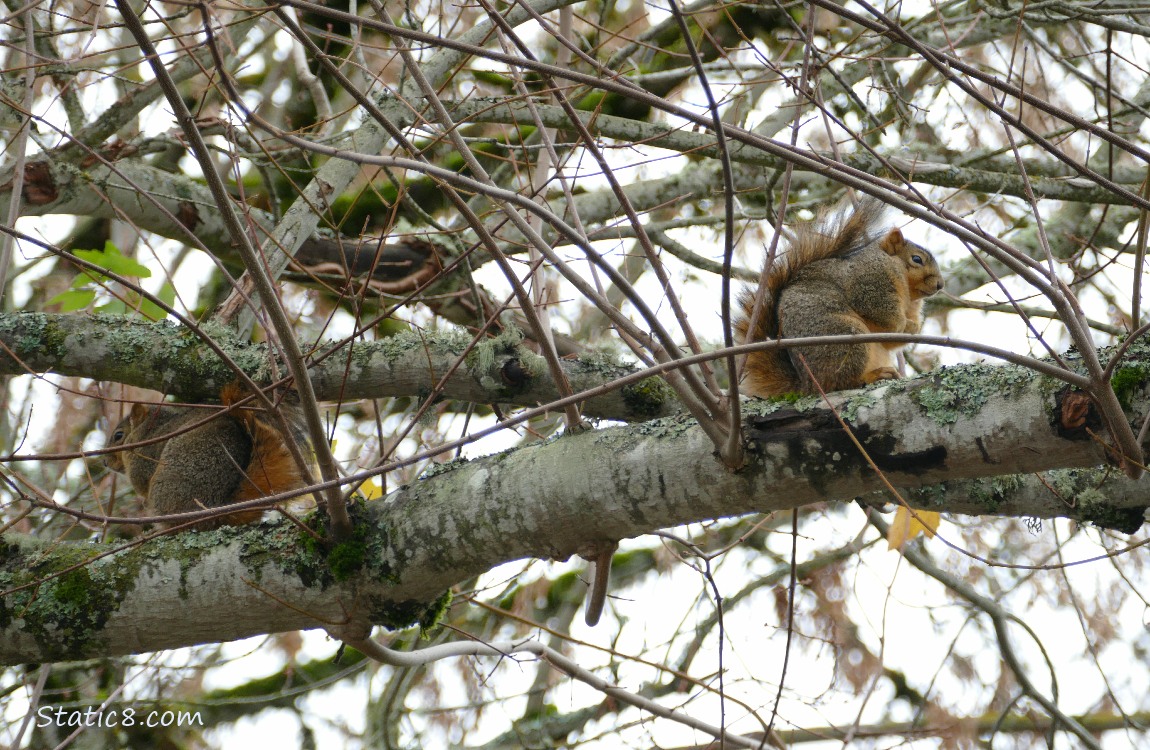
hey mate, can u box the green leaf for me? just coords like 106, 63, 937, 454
156, 281, 176, 307
73, 242, 151, 279
59, 242, 165, 318
48, 288, 96, 312
137, 296, 167, 322
94, 300, 128, 316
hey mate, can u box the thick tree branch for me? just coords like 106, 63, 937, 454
2, 344, 1147, 664
0, 313, 679, 423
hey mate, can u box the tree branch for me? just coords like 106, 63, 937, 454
0, 313, 680, 423
2, 340, 1146, 664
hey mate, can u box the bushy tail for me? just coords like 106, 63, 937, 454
789, 197, 887, 267
735, 199, 887, 397
735, 282, 799, 397
221, 384, 316, 508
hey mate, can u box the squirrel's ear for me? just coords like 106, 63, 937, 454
879, 228, 903, 256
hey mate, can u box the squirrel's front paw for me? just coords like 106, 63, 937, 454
862, 367, 899, 384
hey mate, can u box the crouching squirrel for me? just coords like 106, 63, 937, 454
105, 384, 316, 528
735, 199, 943, 396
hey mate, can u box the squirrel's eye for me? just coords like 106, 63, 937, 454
112, 429, 124, 442
911, 254, 923, 265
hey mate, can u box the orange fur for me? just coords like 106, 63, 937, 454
735, 200, 942, 397
223, 384, 314, 514
106, 384, 316, 529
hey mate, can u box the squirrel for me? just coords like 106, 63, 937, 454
735, 199, 943, 397
105, 384, 316, 529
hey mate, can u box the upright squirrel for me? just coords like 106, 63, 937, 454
736, 199, 943, 396
105, 384, 315, 528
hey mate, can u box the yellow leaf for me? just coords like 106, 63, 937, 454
361, 476, 384, 501
887, 507, 941, 551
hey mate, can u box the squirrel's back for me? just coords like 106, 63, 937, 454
106, 385, 316, 528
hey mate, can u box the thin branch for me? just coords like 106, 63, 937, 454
865, 515, 1104, 750
346, 634, 771, 749
117, 0, 351, 539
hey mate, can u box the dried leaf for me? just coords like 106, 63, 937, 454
888, 507, 941, 550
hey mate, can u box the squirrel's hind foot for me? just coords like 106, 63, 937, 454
862, 367, 899, 384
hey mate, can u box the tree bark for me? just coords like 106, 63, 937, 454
0, 313, 679, 421
2, 342, 1146, 665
